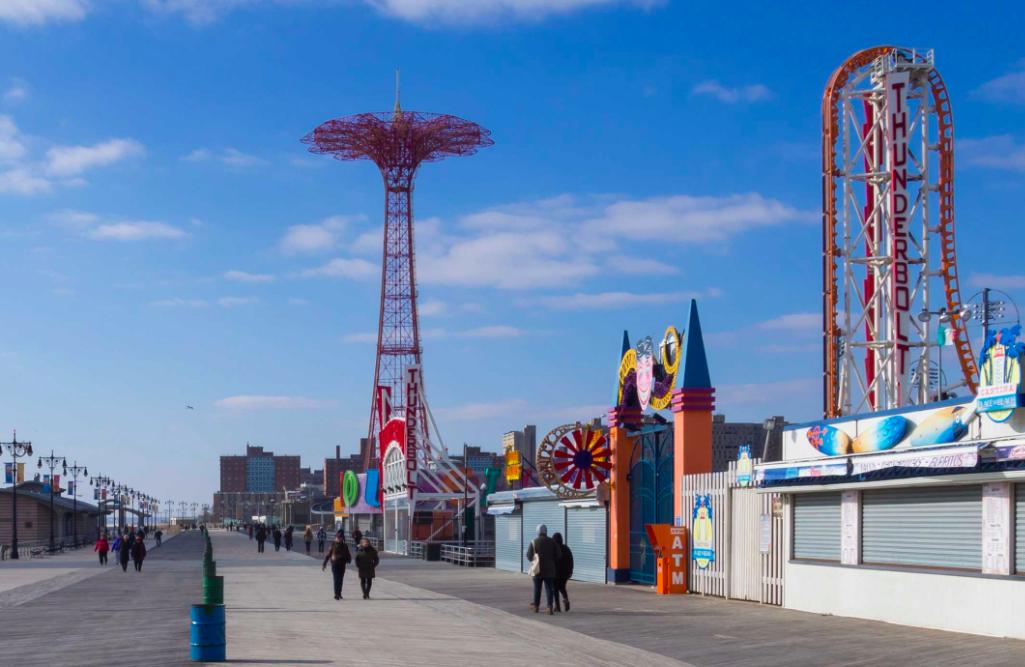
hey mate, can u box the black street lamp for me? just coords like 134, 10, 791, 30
1, 431, 33, 560
37, 451, 66, 550
66, 461, 88, 547
166, 498, 173, 528
91, 475, 111, 537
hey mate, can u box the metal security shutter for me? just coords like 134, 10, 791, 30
495, 511, 522, 573
522, 499, 566, 573
863, 485, 981, 571
1016, 484, 1025, 574
793, 492, 841, 561
566, 506, 607, 584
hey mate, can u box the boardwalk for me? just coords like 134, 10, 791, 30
1, 530, 1022, 667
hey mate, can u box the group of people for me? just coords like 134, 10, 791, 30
525, 524, 574, 615
321, 531, 379, 600
93, 526, 162, 572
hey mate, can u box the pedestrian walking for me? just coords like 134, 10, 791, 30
322, 532, 352, 600
355, 538, 379, 600
552, 532, 573, 612
111, 534, 121, 558
316, 526, 327, 554
154, 528, 163, 547
256, 525, 267, 554
95, 535, 110, 566
284, 526, 294, 552
525, 524, 561, 615
248, 525, 254, 540
118, 533, 132, 573
273, 526, 282, 551
303, 526, 313, 555
352, 527, 362, 545
132, 535, 147, 572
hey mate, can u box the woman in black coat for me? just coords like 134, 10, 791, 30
272, 526, 282, 551
118, 533, 132, 572
355, 539, 379, 600
552, 532, 574, 612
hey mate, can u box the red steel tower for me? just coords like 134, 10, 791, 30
302, 79, 494, 470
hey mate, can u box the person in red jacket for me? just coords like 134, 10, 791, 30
131, 535, 147, 572
94, 535, 110, 566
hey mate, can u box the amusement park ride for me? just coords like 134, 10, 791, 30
303, 73, 494, 544
822, 46, 979, 419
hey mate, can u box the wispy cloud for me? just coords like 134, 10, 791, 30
340, 332, 378, 343
419, 299, 447, 317
46, 138, 144, 177
757, 312, 819, 331
367, 0, 666, 24
46, 208, 100, 228
151, 298, 210, 307
974, 61, 1025, 105
525, 290, 706, 310
3, 78, 29, 103
0, 167, 50, 195
0, 0, 87, 26
968, 272, 1025, 290
224, 270, 275, 283
183, 147, 268, 168
279, 215, 359, 255
716, 378, 819, 406
215, 395, 338, 410
86, 221, 187, 242
457, 325, 525, 339
960, 135, 1025, 171
300, 257, 378, 280
217, 296, 260, 308
433, 398, 529, 422
692, 80, 774, 104
287, 297, 310, 306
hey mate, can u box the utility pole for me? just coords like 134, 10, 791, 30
1, 431, 33, 560
66, 461, 88, 547
37, 451, 66, 550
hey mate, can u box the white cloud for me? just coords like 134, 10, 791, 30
224, 270, 275, 283
300, 257, 378, 280
189, 217, 204, 227
86, 221, 187, 242
46, 138, 144, 177
217, 296, 260, 308
366, 0, 665, 24
433, 398, 529, 422
287, 297, 310, 306
757, 312, 820, 331
960, 135, 1025, 171
716, 378, 819, 406
457, 325, 525, 339
215, 395, 337, 410
419, 299, 447, 317
605, 255, 680, 275
692, 80, 774, 104
974, 62, 1025, 105
183, 146, 268, 167
0, 0, 87, 26
3, 78, 29, 103
151, 298, 210, 307
46, 208, 99, 228
279, 215, 355, 255
461, 302, 486, 313
526, 290, 705, 310
0, 167, 50, 195
0, 115, 27, 163
341, 332, 378, 343
351, 228, 382, 254
968, 272, 1025, 290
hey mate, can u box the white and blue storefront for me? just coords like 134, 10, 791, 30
488, 486, 608, 584
756, 395, 1025, 639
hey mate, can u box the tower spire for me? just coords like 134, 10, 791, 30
394, 68, 401, 114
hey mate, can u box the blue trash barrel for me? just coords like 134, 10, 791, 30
190, 604, 226, 662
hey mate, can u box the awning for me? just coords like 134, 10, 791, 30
850, 443, 978, 475
487, 503, 516, 515
755, 461, 848, 483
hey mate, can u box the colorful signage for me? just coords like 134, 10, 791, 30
636, 337, 654, 411
340, 470, 382, 514
737, 445, 752, 487
887, 68, 912, 402
692, 494, 714, 569
3, 463, 11, 484
977, 325, 1024, 422
616, 326, 682, 410
536, 424, 612, 500
404, 365, 422, 499
504, 450, 521, 483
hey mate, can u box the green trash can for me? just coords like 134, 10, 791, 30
203, 561, 217, 578
203, 576, 224, 605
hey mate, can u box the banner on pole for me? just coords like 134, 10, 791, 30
4, 463, 11, 484
16, 463, 24, 483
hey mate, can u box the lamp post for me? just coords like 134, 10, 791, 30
1, 431, 33, 560
37, 451, 66, 550
90, 475, 108, 536
166, 498, 173, 528
761, 417, 779, 461
65, 461, 88, 547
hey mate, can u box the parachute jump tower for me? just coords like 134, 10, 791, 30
822, 47, 978, 418
302, 74, 494, 471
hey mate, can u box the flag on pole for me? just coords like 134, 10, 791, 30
53, 475, 61, 493
101, 488, 107, 500
67, 481, 74, 496
94, 488, 100, 500
937, 325, 955, 346
4, 463, 11, 484
43, 474, 50, 490
16, 463, 24, 483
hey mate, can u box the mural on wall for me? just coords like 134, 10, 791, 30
616, 326, 683, 410
978, 325, 1025, 423
737, 445, 752, 487
692, 494, 714, 569
536, 423, 612, 500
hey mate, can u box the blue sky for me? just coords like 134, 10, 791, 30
2, 0, 1025, 504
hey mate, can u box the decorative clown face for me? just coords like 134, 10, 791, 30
636, 336, 654, 411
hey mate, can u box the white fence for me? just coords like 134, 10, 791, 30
680, 459, 785, 605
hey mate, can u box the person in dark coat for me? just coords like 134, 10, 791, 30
322, 532, 352, 600
154, 529, 163, 546
284, 526, 294, 551
352, 527, 362, 545
525, 524, 562, 615
131, 535, 147, 572
272, 526, 282, 551
552, 532, 574, 612
316, 526, 327, 554
118, 533, 132, 572
248, 525, 254, 540
355, 538, 379, 600
255, 525, 267, 553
